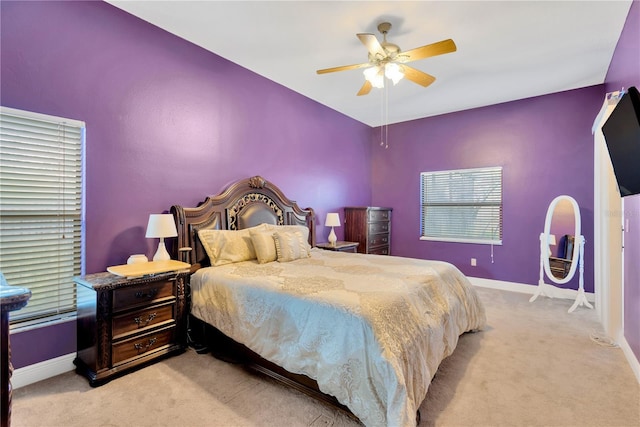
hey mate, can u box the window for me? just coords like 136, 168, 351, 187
0, 106, 85, 324
420, 166, 502, 244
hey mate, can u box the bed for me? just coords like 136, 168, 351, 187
170, 176, 486, 427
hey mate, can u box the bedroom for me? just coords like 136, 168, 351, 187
0, 0, 638, 426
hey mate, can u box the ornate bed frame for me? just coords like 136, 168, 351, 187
169, 176, 354, 417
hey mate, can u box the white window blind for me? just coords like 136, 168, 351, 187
420, 166, 502, 244
0, 106, 85, 323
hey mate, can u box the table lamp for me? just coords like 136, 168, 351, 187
146, 214, 178, 261
325, 213, 341, 247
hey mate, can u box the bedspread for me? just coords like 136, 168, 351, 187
190, 249, 486, 426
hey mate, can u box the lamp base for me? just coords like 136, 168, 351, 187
153, 238, 171, 261
328, 228, 337, 248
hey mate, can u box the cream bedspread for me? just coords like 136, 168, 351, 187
190, 249, 486, 427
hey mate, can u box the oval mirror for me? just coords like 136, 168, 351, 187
541, 195, 581, 284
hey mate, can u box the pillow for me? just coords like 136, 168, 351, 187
273, 229, 311, 262
250, 229, 278, 264
264, 224, 310, 245
198, 224, 266, 266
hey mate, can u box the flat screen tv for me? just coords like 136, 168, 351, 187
602, 86, 640, 197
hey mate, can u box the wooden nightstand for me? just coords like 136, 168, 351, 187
316, 241, 360, 253
74, 265, 189, 386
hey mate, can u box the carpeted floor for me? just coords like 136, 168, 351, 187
11, 287, 640, 427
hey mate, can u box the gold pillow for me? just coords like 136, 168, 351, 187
198, 224, 266, 266
273, 229, 311, 262
264, 224, 310, 245
250, 229, 277, 264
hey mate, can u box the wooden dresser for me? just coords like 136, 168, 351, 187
344, 207, 392, 255
1, 284, 31, 427
74, 269, 188, 386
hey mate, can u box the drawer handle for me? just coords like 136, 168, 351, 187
134, 337, 157, 352
134, 288, 158, 299
134, 312, 157, 328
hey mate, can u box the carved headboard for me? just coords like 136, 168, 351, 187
170, 176, 316, 268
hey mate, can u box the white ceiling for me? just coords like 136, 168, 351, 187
107, 1, 632, 127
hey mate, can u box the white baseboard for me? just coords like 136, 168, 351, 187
618, 334, 640, 385
12, 353, 76, 389
468, 276, 595, 302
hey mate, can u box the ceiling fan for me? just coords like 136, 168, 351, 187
316, 22, 457, 96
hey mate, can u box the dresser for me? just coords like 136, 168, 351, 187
74, 268, 188, 386
344, 207, 392, 255
1, 283, 31, 427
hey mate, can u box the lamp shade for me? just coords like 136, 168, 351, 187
325, 213, 341, 227
145, 214, 177, 238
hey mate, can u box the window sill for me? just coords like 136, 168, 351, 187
9, 312, 77, 334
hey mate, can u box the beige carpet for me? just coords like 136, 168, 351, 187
11, 287, 640, 427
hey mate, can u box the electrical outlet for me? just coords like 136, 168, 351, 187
471, 258, 477, 266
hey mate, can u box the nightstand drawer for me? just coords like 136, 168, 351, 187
112, 280, 175, 312
112, 302, 175, 340
112, 325, 175, 366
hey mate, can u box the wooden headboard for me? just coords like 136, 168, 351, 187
170, 176, 316, 268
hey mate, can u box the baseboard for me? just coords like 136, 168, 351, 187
468, 276, 595, 302
618, 334, 640, 385
12, 353, 76, 389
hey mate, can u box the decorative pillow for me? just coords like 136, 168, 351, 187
264, 224, 311, 246
273, 229, 311, 262
198, 224, 266, 266
250, 229, 278, 264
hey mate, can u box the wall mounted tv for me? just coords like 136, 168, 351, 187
602, 86, 640, 197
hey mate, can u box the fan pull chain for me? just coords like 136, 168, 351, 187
380, 80, 389, 149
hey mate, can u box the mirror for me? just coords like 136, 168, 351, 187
543, 197, 580, 283
530, 195, 593, 312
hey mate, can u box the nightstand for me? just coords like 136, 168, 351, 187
316, 241, 360, 253
74, 264, 189, 386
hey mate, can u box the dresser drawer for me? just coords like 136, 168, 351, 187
112, 280, 175, 312
369, 233, 389, 247
368, 222, 390, 234
368, 246, 390, 255
112, 302, 175, 340
368, 209, 391, 222
112, 325, 175, 366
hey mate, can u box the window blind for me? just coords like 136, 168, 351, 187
420, 166, 502, 244
0, 106, 85, 323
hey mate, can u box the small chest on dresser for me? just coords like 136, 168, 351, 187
74, 270, 188, 386
344, 207, 392, 255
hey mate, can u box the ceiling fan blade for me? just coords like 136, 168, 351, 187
357, 33, 386, 58
401, 39, 457, 62
357, 80, 373, 96
402, 65, 436, 87
316, 62, 370, 74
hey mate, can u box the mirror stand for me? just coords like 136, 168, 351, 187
529, 232, 557, 302
568, 235, 593, 313
530, 195, 593, 313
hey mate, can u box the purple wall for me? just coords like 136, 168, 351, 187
372, 87, 600, 293
1, 1, 371, 368
3, 0, 638, 372
604, 0, 640, 366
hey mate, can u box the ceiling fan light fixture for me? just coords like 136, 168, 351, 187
385, 62, 404, 85
363, 66, 385, 88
